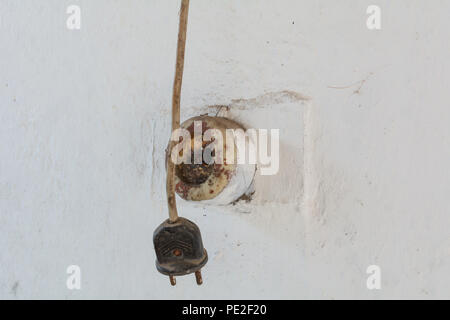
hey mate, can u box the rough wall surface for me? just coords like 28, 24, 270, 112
1, 0, 449, 299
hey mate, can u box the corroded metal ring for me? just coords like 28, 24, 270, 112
168, 115, 256, 205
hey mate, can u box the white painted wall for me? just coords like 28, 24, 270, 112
1, 0, 449, 299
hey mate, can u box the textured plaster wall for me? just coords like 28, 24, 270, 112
1, 0, 449, 299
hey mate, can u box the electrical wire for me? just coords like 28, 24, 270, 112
167, 0, 190, 223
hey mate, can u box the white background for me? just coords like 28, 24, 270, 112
1, 0, 449, 299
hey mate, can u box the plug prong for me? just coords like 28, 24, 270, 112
170, 275, 176, 286
195, 270, 203, 285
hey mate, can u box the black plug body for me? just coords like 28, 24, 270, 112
153, 217, 208, 285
